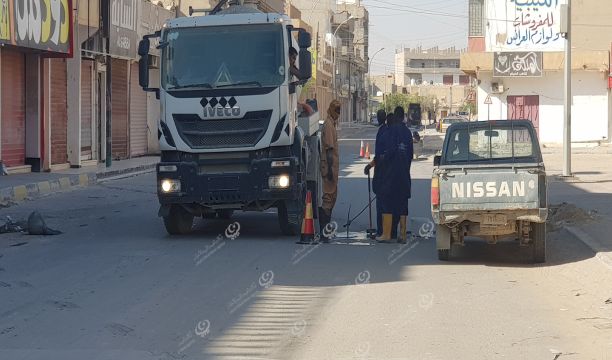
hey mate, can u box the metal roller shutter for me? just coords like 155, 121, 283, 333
111, 58, 128, 159
1, 49, 26, 167
50, 58, 68, 165
129, 62, 147, 156
81, 61, 94, 159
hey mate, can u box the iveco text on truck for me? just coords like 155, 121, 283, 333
138, 2, 321, 235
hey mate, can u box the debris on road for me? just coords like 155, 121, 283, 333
27, 211, 62, 235
605, 298, 612, 305
548, 202, 597, 230
0, 212, 62, 236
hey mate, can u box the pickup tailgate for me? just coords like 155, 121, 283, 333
438, 167, 544, 212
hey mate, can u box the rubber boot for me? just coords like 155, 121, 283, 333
398, 216, 408, 244
376, 214, 393, 243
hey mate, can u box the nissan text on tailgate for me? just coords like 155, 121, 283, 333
431, 120, 548, 263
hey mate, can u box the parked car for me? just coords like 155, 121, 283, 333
431, 120, 548, 263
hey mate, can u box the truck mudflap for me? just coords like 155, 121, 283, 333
156, 156, 302, 208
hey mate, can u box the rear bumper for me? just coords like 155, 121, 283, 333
157, 152, 302, 208
433, 208, 548, 225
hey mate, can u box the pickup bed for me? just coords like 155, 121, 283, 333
431, 120, 548, 263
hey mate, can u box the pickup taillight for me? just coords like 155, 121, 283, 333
431, 176, 440, 208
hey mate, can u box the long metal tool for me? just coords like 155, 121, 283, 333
366, 172, 376, 239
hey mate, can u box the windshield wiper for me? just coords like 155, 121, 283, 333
216, 81, 263, 88
169, 83, 213, 90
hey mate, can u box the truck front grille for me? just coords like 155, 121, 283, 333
173, 111, 272, 149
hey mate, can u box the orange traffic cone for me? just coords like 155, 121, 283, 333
365, 142, 371, 160
359, 141, 365, 158
298, 191, 315, 244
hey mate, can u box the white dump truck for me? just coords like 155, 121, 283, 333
138, 1, 321, 236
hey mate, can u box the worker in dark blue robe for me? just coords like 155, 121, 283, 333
376, 107, 413, 243
364, 109, 388, 236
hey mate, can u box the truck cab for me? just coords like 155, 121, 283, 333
138, 5, 321, 236
431, 120, 548, 262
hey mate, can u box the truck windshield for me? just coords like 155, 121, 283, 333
161, 24, 285, 90
443, 122, 541, 164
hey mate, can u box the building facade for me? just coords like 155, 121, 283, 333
333, 1, 369, 124
0, 0, 173, 174
462, 0, 612, 144
394, 47, 473, 121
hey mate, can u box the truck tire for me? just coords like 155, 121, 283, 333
436, 224, 452, 261
532, 222, 546, 263
163, 205, 194, 235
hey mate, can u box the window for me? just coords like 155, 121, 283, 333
421, 62, 425, 68
443, 75, 453, 85
469, 0, 484, 37
459, 75, 470, 85
444, 124, 539, 164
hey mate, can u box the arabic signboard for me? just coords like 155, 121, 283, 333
0, 0, 73, 54
110, 0, 139, 59
494, 51, 543, 77
139, 1, 174, 56
486, 0, 563, 52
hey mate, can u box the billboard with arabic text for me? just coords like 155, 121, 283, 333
486, 0, 564, 52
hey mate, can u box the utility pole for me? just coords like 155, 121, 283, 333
104, 0, 112, 167
562, 0, 572, 176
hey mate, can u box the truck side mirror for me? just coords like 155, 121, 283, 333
298, 50, 312, 80
139, 56, 150, 89
138, 38, 150, 57
433, 155, 441, 167
298, 30, 311, 49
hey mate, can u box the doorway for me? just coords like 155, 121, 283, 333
508, 95, 540, 136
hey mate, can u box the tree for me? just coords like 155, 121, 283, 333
380, 93, 419, 114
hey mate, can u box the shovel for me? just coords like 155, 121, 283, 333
366, 171, 377, 239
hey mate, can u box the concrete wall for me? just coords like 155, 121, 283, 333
476, 71, 609, 143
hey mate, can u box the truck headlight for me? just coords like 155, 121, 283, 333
161, 179, 181, 193
269, 175, 290, 189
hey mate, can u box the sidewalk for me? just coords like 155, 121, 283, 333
544, 149, 612, 269
0, 156, 159, 207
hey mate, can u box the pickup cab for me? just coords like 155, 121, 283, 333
431, 120, 548, 263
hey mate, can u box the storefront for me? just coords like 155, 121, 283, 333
0, 0, 73, 172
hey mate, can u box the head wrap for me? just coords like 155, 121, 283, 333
327, 100, 341, 122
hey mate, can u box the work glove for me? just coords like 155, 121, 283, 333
327, 170, 334, 182
364, 164, 372, 175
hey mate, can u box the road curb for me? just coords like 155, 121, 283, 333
564, 225, 612, 270
0, 163, 157, 207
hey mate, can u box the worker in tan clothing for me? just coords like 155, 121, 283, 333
319, 100, 341, 242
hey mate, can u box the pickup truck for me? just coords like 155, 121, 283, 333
431, 120, 548, 263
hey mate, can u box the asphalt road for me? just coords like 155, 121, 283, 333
1, 126, 612, 360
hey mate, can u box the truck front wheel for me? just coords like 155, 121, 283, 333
531, 222, 546, 263
163, 205, 194, 235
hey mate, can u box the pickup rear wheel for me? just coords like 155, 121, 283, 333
163, 205, 194, 235
531, 222, 546, 263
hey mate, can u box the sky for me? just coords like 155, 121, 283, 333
360, 0, 469, 75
